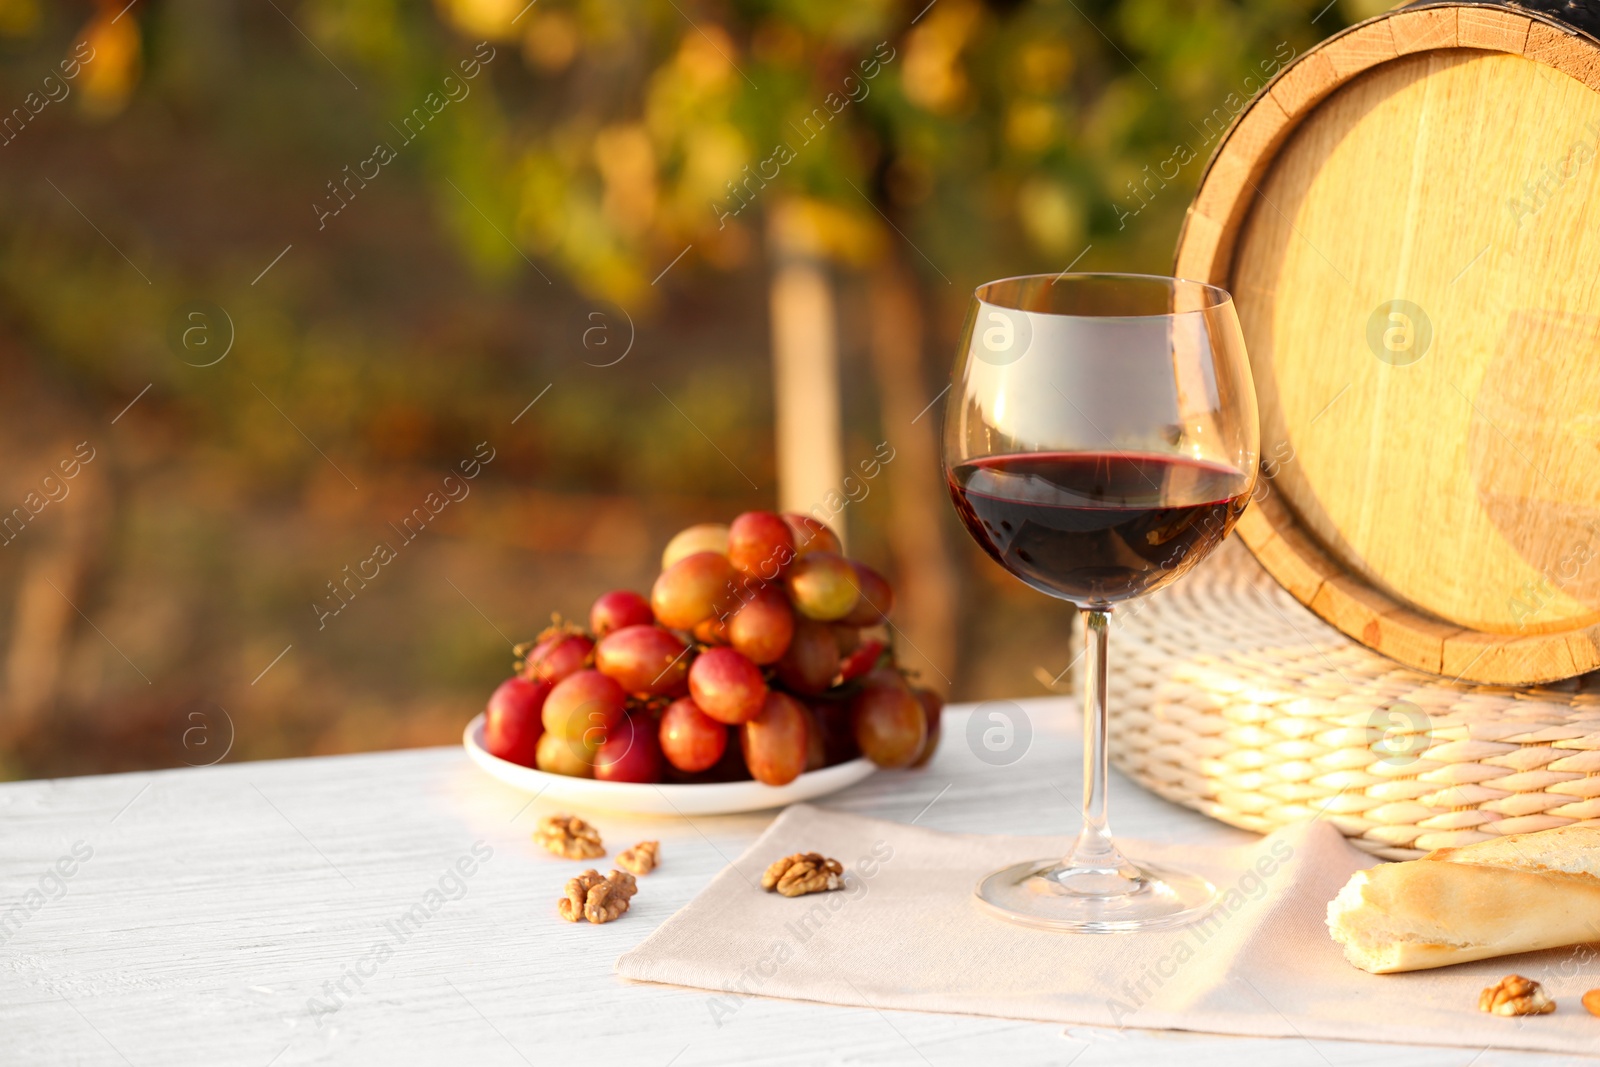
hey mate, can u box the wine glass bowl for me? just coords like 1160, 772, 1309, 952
943, 273, 1259, 931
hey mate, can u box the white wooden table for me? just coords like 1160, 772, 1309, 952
0, 700, 1562, 1065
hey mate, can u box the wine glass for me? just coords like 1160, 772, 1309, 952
943, 273, 1259, 932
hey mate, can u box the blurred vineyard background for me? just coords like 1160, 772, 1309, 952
0, 0, 1377, 779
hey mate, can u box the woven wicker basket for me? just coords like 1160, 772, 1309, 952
1108, 539, 1600, 860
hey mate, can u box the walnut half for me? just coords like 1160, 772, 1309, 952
557, 870, 606, 922
557, 868, 638, 924
617, 841, 659, 876
1479, 975, 1556, 1016
535, 813, 604, 859
761, 852, 844, 897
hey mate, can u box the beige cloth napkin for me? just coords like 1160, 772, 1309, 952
617, 804, 1600, 1055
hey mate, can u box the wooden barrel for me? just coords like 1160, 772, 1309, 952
1175, 1, 1600, 685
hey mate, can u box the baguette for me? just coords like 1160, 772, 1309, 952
1327, 824, 1600, 974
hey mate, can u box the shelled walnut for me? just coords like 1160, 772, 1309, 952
761, 852, 844, 897
617, 841, 659, 875
535, 813, 604, 859
558, 868, 638, 924
1479, 975, 1555, 1016
558, 870, 606, 922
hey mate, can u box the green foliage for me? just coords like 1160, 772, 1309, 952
412, 0, 1345, 296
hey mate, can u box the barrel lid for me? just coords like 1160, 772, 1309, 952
1175, 1, 1600, 684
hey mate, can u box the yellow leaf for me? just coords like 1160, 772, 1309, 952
76, 7, 140, 119
903, 0, 981, 115
522, 9, 579, 71
433, 0, 526, 40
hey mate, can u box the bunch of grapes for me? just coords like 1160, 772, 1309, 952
481, 512, 942, 786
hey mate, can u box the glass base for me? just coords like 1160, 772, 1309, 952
974, 854, 1217, 932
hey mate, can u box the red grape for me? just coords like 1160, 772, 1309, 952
741, 691, 810, 786
728, 511, 796, 580
661, 523, 728, 569
840, 638, 887, 682
483, 677, 550, 767
521, 631, 594, 685
857, 664, 908, 692
688, 647, 768, 725
651, 551, 736, 630
832, 624, 862, 657
781, 513, 843, 557
595, 624, 690, 697
692, 616, 729, 646
851, 681, 927, 768
797, 703, 826, 772
727, 586, 794, 665
703, 732, 751, 782
785, 552, 861, 621
594, 714, 663, 783
775, 618, 840, 694
535, 731, 594, 777
911, 688, 944, 768
811, 700, 859, 764
542, 669, 626, 743
590, 590, 654, 637
659, 697, 728, 772
842, 562, 894, 626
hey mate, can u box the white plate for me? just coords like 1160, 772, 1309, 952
462, 713, 877, 816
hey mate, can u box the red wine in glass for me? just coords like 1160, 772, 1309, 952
948, 451, 1251, 607
943, 272, 1259, 932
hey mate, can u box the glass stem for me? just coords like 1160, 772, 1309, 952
1067, 608, 1129, 873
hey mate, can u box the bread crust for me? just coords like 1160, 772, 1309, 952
1327, 826, 1600, 974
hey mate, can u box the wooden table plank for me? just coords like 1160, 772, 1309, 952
0, 699, 1563, 1065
